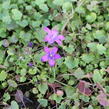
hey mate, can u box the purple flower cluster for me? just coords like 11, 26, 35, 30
41, 27, 65, 67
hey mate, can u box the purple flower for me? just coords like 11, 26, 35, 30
41, 47, 61, 67
28, 62, 34, 67
44, 27, 65, 45
28, 42, 33, 47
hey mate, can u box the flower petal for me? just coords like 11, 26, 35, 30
43, 27, 51, 33
52, 30, 58, 35
54, 54, 61, 60
56, 40, 62, 45
58, 35, 65, 40
44, 47, 50, 53
44, 35, 50, 42
41, 55, 48, 62
48, 59, 55, 67
51, 47, 58, 55
47, 38, 54, 44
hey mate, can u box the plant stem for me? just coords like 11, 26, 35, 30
55, 79, 69, 87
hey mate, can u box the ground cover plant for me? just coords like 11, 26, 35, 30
0, 0, 109, 108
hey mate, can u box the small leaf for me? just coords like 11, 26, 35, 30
38, 99, 48, 107
17, 20, 28, 27
2, 39, 9, 47
93, 30, 106, 43
62, 2, 73, 12
35, 0, 46, 5
63, 45, 75, 54
64, 86, 75, 99
10, 100, 19, 109
64, 56, 79, 69
96, 44, 106, 55
3, 92, 10, 102
105, 22, 109, 30
39, 4, 49, 12
77, 80, 92, 96
97, 91, 109, 106
87, 42, 97, 52
28, 69, 37, 75
2, 14, 11, 24
15, 90, 23, 103
75, 6, 85, 14
53, 0, 64, 6
8, 80, 17, 88
11, 9, 22, 20
86, 12, 97, 23
38, 83, 48, 94
58, 103, 66, 109
73, 68, 84, 79
93, 70, 103, 83
0, 70, 7, 81
81, 54, 94, 64
2, 0, 10, 9
49, 94, 63, 103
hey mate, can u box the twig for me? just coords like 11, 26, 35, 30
55, 80, 69, 87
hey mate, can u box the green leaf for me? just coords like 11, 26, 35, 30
2, 0, 10, 9
63, 45, 75, 54
7, 79, 17, 88
64, 56, 79, 69
3, 92, 10, 102
17, 20, 28, 27
86, 12, 97, 23
81, 54, 94, 63
87, 43, 97, 52
35, 0, 47, 5
20, 76, 26, 82
73, 68, 84, 79
35, 30, 45, 42
93, 30, 106, 43
64, 86, 75, 99
0, 71, 7, 81
39, 4, 49, 12
88, 105, 94, 109
28, 69, 37, 75
93, 70, 103, 83
49, 94, 63, 103
10, 101, 19, 109
58, 103, 66, 109
75, 6, 86, 14
34, 52, 44, 64
64, 56, 73, 69
7, 47, 15, 55
105, 22, 109, 30
31, 20, 41, 28
38, 99, 48, 107
38, 83, 48, 94
11, 9, 22, 20
62, 2, 73, 12
80, 95, 90, 102
53, 0, 64, 6
2, 14, 11, 24
96, 44, 106, 55
0, 50, 5, 64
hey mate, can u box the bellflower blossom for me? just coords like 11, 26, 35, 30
28, 62, 34, 67
41, 47, 61, 67
44, 27, 65, 45
28, 42, 33, 47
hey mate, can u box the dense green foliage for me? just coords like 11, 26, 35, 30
0, 0, 109, 108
